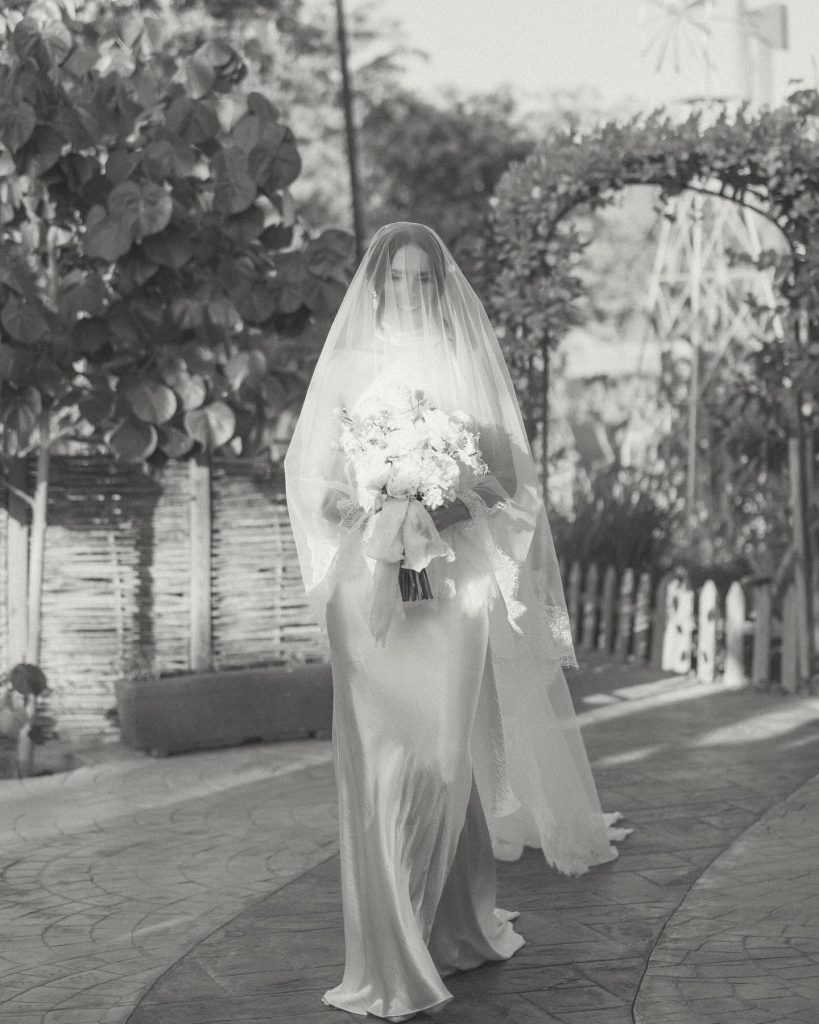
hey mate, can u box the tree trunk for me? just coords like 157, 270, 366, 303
26, 435, 50, 666
335, 0, 365, 261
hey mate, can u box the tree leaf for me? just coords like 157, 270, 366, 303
158, 425, 195, 458
108, 180, 172, 236
184, 401, 236, 450
213, 147, 256, 214
162, 367, 207, 410
233, 283, 277, 324
1, 295, 48, 344
165, 97, 220, 145
107, 418, 158, 462
247, 92, 280, 122
106, 149, 142, 184
19, 125, 65, 178
141, 139, 176, 181
1, 386, 42, 456
248, 128, 301, 193
271, 252, 306, 314
10, 662, 47, 697
84, 214, 134, 261
142, 226, 193, 268
125, 381, 177, 424
0, 101, 36, 152
0, 343, 18, 379
305, 228, 356, 280
181, 51, 216, 100
224, 204, 264, 243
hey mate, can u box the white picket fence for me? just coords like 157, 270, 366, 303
561, 561, 805, 692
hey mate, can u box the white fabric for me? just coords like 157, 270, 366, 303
283, 223, 629, 1019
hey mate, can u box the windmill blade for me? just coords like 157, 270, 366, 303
641, 0, 715, 74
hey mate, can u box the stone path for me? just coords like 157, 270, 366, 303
0, 741, 336, 1024
2, 657, 818, 1024
635, 772, 819, 1024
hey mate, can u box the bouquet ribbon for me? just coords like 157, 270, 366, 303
363, 497, 454, 644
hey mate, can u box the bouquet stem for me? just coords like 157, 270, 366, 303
398, 565, 433, 602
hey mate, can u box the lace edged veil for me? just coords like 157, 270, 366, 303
284, 221, 575, 666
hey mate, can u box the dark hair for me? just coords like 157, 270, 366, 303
365, 224, 447, 325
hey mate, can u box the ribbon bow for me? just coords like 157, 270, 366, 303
363, 497, 454, 644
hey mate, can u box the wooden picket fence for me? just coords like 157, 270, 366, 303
560, 560, 807, 692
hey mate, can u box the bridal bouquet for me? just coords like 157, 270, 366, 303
338, 389, 488, 605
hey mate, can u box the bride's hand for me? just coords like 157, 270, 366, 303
428, 498, 470, 531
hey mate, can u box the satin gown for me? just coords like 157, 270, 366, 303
323, 516, 524, 1020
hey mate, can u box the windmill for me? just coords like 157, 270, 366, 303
638, 0, 789, 539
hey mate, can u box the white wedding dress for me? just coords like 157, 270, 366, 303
323, 358, 526, 1020
285, 225, 630, 1022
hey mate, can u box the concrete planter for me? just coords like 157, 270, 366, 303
115, 662, 333, 756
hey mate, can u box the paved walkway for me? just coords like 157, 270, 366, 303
1, 656, 818, 1024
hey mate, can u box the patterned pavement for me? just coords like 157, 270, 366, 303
1, 656, 818, 1023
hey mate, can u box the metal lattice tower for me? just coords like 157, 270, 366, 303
639, 1, 789, 529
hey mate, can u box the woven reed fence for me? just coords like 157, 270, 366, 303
561, 560, 808, 691
1, 455, 326, 736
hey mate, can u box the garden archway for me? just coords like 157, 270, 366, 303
491, 90, 819, 677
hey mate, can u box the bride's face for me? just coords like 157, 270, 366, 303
388, 244, 433, 329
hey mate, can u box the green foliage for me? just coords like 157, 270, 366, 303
0, 0, 355, 464
361, 89, 533, 281
550, 462, 679, 576
491, 94, 819, 563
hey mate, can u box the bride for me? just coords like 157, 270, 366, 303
284, 222, 629, 1020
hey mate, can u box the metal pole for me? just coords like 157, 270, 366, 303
335, 0, 365, 261
793, 304, 816, 679
736, 0, 754, 101
541, 341, 550, 500
686, 195, 704, 545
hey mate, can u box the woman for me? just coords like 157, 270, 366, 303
284, 223, 628, 1021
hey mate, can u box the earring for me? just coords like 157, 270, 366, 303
369, 289, 378, 310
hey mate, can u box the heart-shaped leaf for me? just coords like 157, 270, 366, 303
165, 98, 220, 145
107, 418, 158, 462
1, 295, 48, 344
0, 101, 36, 152
125, 381, 177, 425
213, 147, 256, 214
248, 128, 301, 192
163, 367, 207, 411
184, 401, 236, 450
10, 662, 47, 697
84, 214, 134, 261
108, 181, 172, 237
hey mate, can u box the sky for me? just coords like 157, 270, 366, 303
372, 0, 819, 113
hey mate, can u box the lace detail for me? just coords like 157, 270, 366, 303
458, 487, 524, 629
458, 487, 489, 523
530, 569, 578, 667
337, 496, 369, 532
